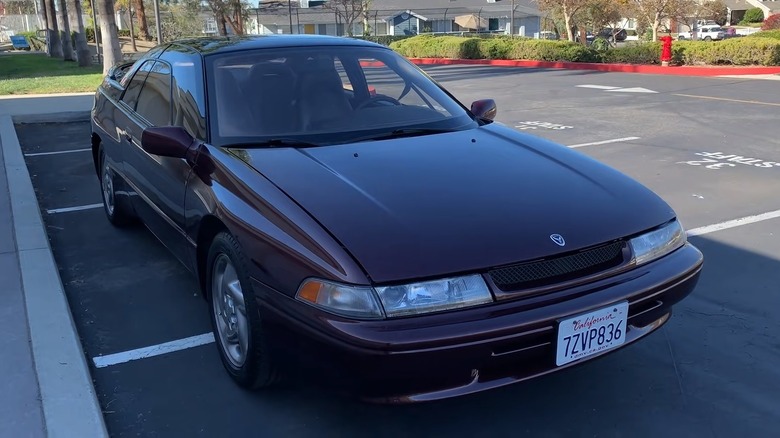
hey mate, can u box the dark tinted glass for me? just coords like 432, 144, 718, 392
136, 61, 173, 126
120, 60, 154, 110
162, 45, 207, 139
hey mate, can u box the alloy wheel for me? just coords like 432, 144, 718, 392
212, 254, 249, 368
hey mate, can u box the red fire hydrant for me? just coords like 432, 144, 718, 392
660, 36, 673, 67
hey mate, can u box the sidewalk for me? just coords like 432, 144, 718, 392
0, 96, 105, 437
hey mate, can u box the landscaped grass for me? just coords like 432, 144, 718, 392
0, 53, 103, 95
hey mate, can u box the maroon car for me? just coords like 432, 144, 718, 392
90, 35, 703, 402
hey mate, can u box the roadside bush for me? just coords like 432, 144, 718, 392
674, 38, 780, 65
762, 14, 780, 30
389, 34, 780, 66
391, 35, 482, 58
748, 29, 780, 39
744, 8, 765, 23
357, 35, 414, 46
601, 43, 661, 64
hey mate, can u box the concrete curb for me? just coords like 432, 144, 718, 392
407, 58, 780, 77
0, 115, 108, 438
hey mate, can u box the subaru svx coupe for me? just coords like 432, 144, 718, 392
90, 35, 703, 402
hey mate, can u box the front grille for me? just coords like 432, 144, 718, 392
489, 241, 626, 291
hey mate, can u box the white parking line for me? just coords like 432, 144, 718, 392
568, 137, 641, 148
24, 148, 91, 157
686, 210, 780, 237
92, 333, 215, 368
86, 209, 780, 368
46, 203, 103, 214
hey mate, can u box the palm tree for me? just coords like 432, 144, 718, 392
43, 0, 63, 58
69, 0, 92, 66
95, 0, 123, 74
58, 0, 76, 61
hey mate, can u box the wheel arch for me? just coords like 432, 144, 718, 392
196, 214, 230, 300
91, 132, 102, 176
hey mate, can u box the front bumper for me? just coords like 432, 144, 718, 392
255, 243, 703, 403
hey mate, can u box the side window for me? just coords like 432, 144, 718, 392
333, 57, 353, 91
136, 61, 173, 126
163, 47, 207, 139
120, 61, 154, 110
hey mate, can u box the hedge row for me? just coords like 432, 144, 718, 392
390, 35, 600, 62
748, 30, 780, 40
389, 35, 780, 66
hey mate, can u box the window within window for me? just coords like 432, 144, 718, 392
136, 61, 172, 126
120, 60, 154, 110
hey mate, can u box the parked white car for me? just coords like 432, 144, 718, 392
677, 26, 725, 41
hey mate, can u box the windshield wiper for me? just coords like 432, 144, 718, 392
348, 128, 457, 143
223, 138, 320, 149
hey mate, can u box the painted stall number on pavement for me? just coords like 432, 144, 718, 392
678, 152, 780, 170
516, 121, 573, 131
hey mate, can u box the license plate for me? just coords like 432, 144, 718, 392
556, 301, 628, 366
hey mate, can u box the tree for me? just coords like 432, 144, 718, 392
70, 0, 92, 65
160, 0, 207, 40
43, 0, 63, 57
629, 0, 694, 41
58, 0, 76, 61
206, 0, 245, 35
325, 0, 370, 37
538, 0, 589, 41
95, 0, 123, 74
133, 0, 150, 40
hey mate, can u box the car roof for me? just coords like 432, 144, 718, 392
165, 35, 385, 56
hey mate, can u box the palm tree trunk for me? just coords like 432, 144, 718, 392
132, 0, 150, 40
96, 0, 123, 74
58, 0, 76, 60
44, 0, 63, 57
69, 0, 91, 66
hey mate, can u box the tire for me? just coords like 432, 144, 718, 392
207, 232, 279, 389
704, 36, 712, 41
99, 146, 134, 226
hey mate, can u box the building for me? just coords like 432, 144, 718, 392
247, 0, 544, 38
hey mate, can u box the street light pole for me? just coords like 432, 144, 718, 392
509, 0, 514, 37
153, 0, 162, 44
91, 0, 100, 64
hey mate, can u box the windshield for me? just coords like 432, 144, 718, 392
204, 45, 477, 147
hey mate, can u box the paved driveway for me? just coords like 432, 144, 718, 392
15, 66, 780, 436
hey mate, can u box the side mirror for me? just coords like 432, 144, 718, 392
141, 126, 196, 159
108, 61, 134, 82
471, 99, 497, 121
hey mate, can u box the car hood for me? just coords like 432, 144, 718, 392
232, 124, 675, 284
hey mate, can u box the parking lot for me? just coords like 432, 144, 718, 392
15, 66, 780, 436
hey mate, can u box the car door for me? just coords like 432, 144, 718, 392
122, 59, 193, 265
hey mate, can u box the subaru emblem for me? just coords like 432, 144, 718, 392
550, 234, 565, 246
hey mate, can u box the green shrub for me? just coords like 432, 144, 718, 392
748, 30, 780, 39
391, 35, 483, 59
602, 43, 662, 64
356, 35, 414, 46
477, 38, 516, 59
744, 8, 765, 23
674, 38, 780, 65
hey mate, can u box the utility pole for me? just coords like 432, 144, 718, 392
288, 0, 293, 33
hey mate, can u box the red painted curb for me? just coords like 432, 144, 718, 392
407, 58, 780, 76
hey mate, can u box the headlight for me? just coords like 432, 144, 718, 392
629, 220, 686, 266
375, 275, 493, 317
296, 280, 384, 319
295, 275, 494, 319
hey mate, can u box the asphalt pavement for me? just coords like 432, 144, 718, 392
8, 66, 780, 436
